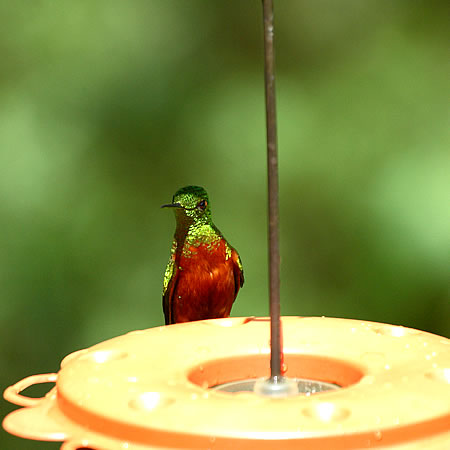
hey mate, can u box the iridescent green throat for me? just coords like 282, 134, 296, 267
174, 214, 223, 254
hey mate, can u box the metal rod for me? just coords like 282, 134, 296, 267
262, 0, 281, 379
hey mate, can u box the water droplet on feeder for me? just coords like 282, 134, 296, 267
86, 349, 128, 364
129, 392, 174, 411
203, 318, 235, 327
390, 327, 406, 337
425, 367, 450, 384
303, 402, 350, 422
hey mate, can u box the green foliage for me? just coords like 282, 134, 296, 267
1, 2, 448, 448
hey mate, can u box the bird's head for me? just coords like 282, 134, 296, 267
162, 185, 212, 226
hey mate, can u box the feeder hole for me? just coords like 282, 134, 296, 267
188, 353, 364, 395
214, 377, 339, 395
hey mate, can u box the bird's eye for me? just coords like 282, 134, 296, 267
197, 200, 207, 210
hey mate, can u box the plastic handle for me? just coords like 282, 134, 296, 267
3, 373, 57, 407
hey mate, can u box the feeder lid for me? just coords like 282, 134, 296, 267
3, 316, 450, 449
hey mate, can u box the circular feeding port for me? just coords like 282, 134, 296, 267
188, 353, 364, 395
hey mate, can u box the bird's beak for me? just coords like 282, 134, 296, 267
161, 202, 182, 209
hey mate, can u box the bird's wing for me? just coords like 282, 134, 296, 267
231, 248, 244, 298
162, 241, 179, 325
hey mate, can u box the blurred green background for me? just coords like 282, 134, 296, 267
1, 1, 448, 448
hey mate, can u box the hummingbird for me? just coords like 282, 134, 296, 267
161, 186, 244, 325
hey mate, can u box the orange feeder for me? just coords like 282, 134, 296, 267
3, 316, 450, 449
